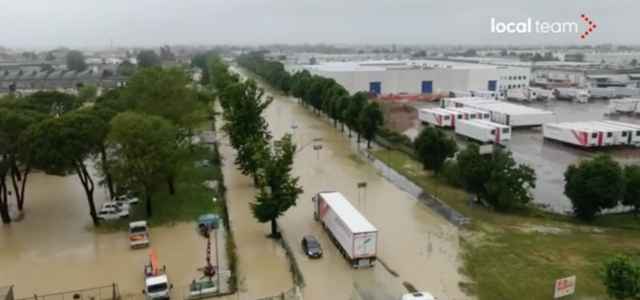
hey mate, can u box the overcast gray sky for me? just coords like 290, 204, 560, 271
1, 0, 639, 49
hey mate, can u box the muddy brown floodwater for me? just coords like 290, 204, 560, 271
233, 67, 469, 300
0, 170, 224, 299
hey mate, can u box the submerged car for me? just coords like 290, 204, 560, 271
301, 235, 323, 258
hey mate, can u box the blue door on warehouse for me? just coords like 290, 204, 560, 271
488, 80, 497, 91
421, 81, 433, 94
369, 81, 381, 95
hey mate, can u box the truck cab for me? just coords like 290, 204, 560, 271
129, 221, 150, 249
144, 274, 172, 300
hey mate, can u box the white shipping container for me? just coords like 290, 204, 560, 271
543, 123, 602, 147
455, 119, 511, 144
589, 87, 617, 99
602, 121, 640, 146
418, 108, 456, 128
313, 192, 377, 268
608, 98, 640, 113
471, 90, 498, 99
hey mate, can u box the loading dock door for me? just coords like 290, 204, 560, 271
369, 81, 381, 95
421, 81, 433, 94
488, 80, 497, 91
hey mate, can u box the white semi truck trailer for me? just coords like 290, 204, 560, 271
313, 191, 378, 268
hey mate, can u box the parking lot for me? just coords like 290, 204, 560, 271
410, 99, 640, 213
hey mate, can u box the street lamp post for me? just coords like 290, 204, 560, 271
357, 181, 367, 211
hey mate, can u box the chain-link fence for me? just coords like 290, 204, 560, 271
16, 284, 119, 300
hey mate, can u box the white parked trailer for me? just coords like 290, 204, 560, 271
543, 121, 640, 147
554, 88, 590, 103
589, 87, 617, 99
543, 122, 602, 147
455, 119, 511, 144
313, 191, 378, 268
418, 108, 456, 128
608, 98, 640, 114
470, 90, 498, 99
442, 97, 555, 127
602, 121, 640, 146
585, 121, 629, 146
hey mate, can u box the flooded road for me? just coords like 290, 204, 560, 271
217, 139, 293, 298
235, 67, 468, 300
0, 171, 224, 299
412, 100, 640, 213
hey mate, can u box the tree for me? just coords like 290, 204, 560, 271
414, 127, 458, 174
0, 108, 45, 215
108, 112, 180, 218
623, 165, 640, 215
160, 45, 175, 61
78, 85, 98, 103
219, 79, 272, 182
123, 67, 200, 133
118, 61, 136, 76
564, 155, 625, 221
457, 145, 536, 211
21, 91, 81, 116
250, 134, 303, 238
137, 50, 161, 68
345, 92, 368, 140
358, 102, 384, 148
25, 111, 107, 225
602, 255, 640, 300
66, 50, 87, 72
484, 150, 536, 210
631, 59, 638, 67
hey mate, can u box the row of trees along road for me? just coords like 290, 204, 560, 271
236, 51, 384, 148
207, 55, 302, 238
0, 65, 213, 225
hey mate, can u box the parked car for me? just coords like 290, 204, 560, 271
97, 205, 129, 220
113, 194, 140, 205
301, 235, 323, 258
103, 201, 130, 214
401, 292, 435, 300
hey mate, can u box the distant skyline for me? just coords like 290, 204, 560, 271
2, 0, 639, 49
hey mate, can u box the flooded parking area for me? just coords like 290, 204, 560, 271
235, 66, 468, 300
0, 171, 225, 299
411, 99, 640, 213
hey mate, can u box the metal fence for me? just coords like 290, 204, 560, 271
16, 284, 119, 300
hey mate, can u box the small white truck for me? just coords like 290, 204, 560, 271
129, 221, 150, 249
143, 251, 172, 300
313, 191, 378, 268
455, 119, 511, 144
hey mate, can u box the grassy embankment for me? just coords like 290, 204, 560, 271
372, 149, 640, 300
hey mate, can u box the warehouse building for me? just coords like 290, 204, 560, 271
304, 60, 512, 96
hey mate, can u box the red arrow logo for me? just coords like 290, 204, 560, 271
580, 14, 597, 39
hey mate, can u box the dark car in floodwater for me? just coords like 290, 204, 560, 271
301, 235, 323, 258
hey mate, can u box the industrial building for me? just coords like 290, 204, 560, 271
303, 60, 529, 97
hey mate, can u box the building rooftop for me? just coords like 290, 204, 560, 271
305, 59, 499, 73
